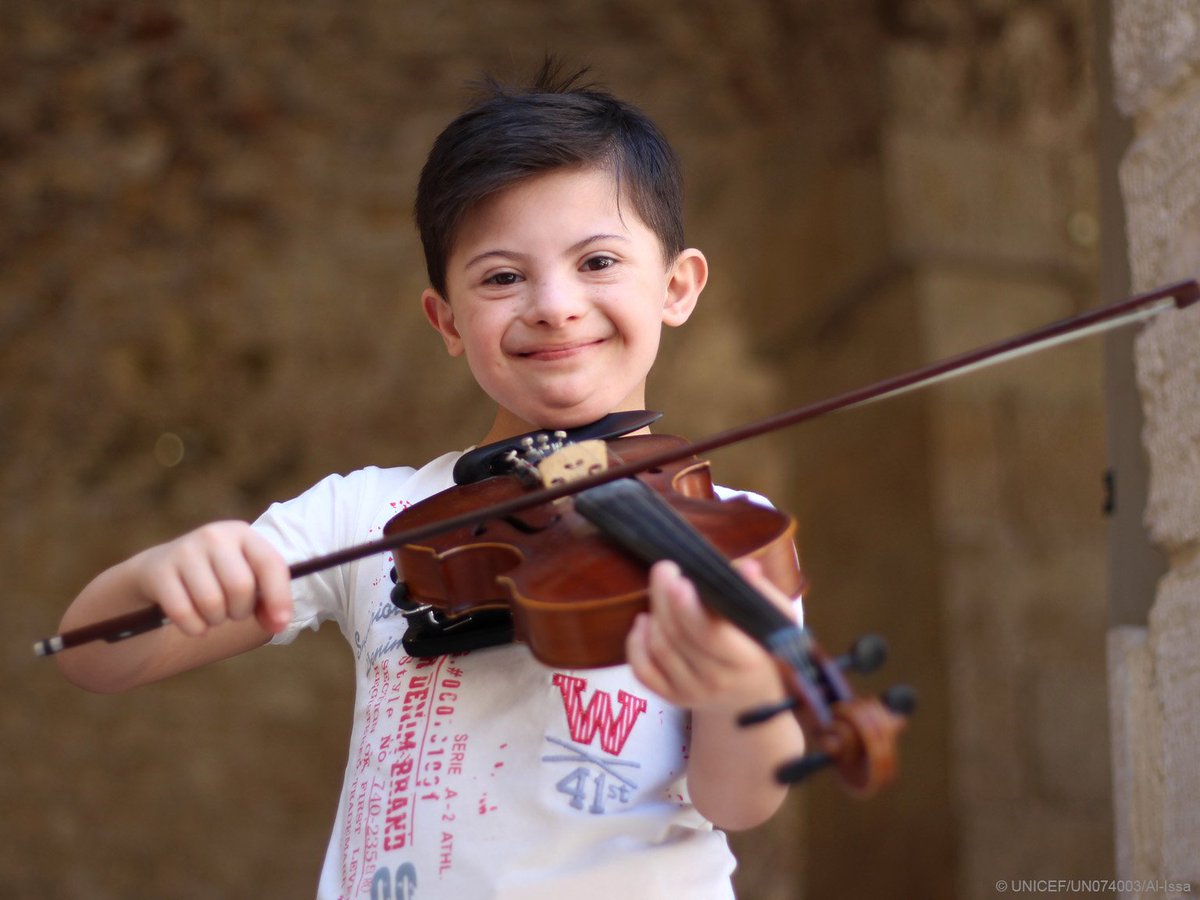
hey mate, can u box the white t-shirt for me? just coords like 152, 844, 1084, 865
254, 452, 782, 899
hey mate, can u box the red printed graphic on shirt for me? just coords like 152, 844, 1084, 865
544, 674, 649, 815
344, 648, 480, 896
551, 673, 648, 755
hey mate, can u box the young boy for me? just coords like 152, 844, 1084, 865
56, 66, 805, 899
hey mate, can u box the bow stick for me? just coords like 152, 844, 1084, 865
34, 278, 1200, 656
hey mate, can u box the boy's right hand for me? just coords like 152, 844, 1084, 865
130, 521, 293, 638
58, 521, 293, 692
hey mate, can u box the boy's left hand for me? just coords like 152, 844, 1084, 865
626, 558, 795, 713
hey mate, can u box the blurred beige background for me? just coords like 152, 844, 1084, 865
7, 1, 1177, 898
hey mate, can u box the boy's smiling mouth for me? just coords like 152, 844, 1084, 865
514, 338, 607, 360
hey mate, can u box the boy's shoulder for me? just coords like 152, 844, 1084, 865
361, 451, 465, 505
713, 484, 773, 509
261, 451, 466, 525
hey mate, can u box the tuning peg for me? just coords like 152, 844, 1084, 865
881, 684, 918, 716
835, 634, 888, 674
736, 697, 798, 727
776, 751, 833, 784
390, 577, 412, 608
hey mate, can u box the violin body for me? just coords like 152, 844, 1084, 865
384, 434, 806, 668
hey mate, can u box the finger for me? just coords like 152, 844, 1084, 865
647, 561, 694, 641
210, 544, 259, 622
243, 532, 292, 634
733, 558, 799, 617
626, 614, 675, 701
643, 592, 720, 700
651, 561, 758, 668
153, 570, 209, 637
176, 553, 230, 628
647, 562, 712, 670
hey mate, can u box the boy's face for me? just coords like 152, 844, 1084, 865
423, 166, 706, 439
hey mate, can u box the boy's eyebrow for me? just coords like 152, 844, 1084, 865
569, 233, 632, 252
462, 233, 632, 269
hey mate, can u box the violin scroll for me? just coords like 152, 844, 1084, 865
775, 692, 909, 793
741, 633, 915, 795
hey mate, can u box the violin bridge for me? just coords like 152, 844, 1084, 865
537, 439, 609, 488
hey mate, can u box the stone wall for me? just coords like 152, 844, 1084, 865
2, 2, 1111, 898
1108, 1, 1200, 896
883, 3, 1114, 896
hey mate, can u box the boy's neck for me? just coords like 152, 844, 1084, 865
479, 409, 539, 446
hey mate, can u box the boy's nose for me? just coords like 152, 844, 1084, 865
526, 277, 588, 327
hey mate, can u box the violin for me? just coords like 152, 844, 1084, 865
34, 278, 1200, 796
383, 424, 912, 794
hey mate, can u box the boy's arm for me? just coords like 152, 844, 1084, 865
626, 559, 806, 831
55, 521, 293, 693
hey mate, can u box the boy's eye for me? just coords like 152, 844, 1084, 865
485, 272, 521, 286
583, 256, 615, 271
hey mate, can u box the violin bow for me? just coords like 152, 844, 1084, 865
34, 278, 1200, 656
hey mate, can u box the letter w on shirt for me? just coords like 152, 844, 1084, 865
552, 673, 647, 755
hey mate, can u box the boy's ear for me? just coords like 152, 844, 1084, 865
662, 248, 708, 327
422, 288, 465, 356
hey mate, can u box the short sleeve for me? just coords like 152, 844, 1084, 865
252, 467, 416, 644
250, 457, 460, 646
